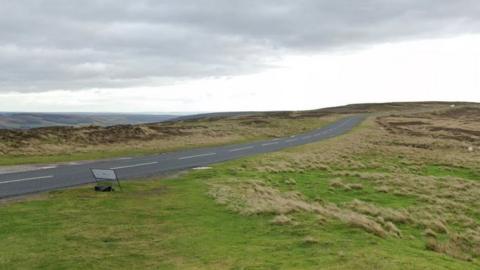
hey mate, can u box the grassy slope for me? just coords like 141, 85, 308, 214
2, 103, 480, 269
0, 167, 474, 269
1, 101, 462, 167
2, 113, 480, 269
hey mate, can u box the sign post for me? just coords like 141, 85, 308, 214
90, 168, 122, 191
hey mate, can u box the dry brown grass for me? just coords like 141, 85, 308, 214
347, 199, 411, 224
425, 233, 480, 261
270, 214, 294, 225
211, 104, 480, 260
329, 179, 363, 191
302, 236, 319, 245
209, 181, 404, 238
0, 112, 341, 159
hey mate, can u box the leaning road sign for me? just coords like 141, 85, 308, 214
90, 168, 122, 191
92, 169, 117, 180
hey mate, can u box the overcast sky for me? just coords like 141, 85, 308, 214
1, 1, 479, 112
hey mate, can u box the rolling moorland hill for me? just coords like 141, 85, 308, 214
0, 101, 472, 166
0, 112, 178, 129
2, 101, 480, 269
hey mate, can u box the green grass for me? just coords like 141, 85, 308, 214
263, 170, 418, 209
0, 149, 143, 166
2, 114, 479, 269
422, 164, 480, 180
0, 162, 477, 269
0, 140, 250, 166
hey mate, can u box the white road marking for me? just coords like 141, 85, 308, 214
193, 167, 212, 170
229, 146, 254, 152
39, 166, 57, 170
115, 157, 133, 160
67, 162, 81, 165
262, 142, 278, 146
0, 175, 54, 185
286, 138, 297, 143
111, 161, 158, 170
178, 152, 217, 160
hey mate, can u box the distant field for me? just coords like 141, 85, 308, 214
1, 103, 480, 269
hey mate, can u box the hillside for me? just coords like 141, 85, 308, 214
1, 102, 480, 269
0, 102, 468, 166
0, 113, 178, 129
0, 109, 344, 166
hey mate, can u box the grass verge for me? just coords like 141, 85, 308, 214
0, 166, 476, 269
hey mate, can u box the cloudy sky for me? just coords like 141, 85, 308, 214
0, 1, 479, 112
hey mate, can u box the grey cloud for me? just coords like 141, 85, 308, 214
0, 0, 479, 92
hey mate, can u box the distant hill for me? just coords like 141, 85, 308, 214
0, 113, 179, 129
1, 101, 479, 165
2, 102, 474, 129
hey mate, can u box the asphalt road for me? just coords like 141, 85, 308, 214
0, 115, 365, 198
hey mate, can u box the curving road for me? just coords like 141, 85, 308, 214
0, 115, 365, 198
